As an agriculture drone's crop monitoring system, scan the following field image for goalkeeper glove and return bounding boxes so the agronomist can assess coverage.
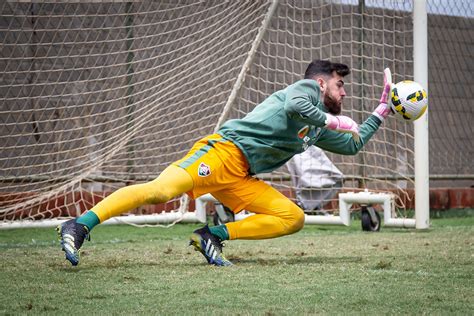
[325,113,360,143]
[372,67,393,121]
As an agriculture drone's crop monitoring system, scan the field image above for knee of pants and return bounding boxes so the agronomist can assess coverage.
[140,182,175,205]
[285,204,305,234]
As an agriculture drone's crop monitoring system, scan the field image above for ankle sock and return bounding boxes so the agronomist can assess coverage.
[76,210,100,231]
[209,225,230,241]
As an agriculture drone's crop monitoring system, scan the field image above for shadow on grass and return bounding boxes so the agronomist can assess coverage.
[55,258,163,271]
[53,253,363,270]
[226,255,363,266]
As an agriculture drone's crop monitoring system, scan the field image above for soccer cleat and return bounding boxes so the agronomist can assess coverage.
[56,219,90,266]
[189,224,232,267]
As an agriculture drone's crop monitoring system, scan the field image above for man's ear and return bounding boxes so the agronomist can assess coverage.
[316,77,326,92]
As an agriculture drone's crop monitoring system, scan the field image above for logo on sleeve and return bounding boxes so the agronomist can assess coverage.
[297,125,310,139]
[298,125,320,151]
[198,162,211,177]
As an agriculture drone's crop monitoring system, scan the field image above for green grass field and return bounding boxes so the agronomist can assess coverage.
[0,216,472,315]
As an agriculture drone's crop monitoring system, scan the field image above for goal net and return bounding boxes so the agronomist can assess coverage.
[1,0,424,228]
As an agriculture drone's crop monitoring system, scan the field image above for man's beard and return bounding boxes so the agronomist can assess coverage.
[324,92,342,115]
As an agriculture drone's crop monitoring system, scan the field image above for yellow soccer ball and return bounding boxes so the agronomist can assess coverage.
[390,80,428,122]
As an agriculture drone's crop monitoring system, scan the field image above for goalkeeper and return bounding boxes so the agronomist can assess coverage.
[57,59,392,266]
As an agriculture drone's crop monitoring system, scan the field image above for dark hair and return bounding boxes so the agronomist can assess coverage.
[304,59,350,79]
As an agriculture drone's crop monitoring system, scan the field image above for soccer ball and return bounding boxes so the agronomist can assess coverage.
[389,80,428,122]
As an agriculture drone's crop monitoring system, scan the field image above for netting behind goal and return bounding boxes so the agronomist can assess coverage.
[1,1,472,227]
[235,1,417,215]
[1,1,270,224]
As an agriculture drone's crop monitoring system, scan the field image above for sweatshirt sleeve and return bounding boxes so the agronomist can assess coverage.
[283,79,328,127]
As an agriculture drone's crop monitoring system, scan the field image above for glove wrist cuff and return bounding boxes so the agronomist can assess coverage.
[373,103,391,121]
[324,113,339,130]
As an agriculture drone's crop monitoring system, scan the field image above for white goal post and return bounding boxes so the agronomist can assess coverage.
[413,0,430,229]
[0,0,430,229]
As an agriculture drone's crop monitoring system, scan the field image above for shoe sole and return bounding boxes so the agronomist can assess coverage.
[56,225,80,266]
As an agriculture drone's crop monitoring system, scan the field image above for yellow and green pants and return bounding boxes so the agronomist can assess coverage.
[91,134,304,240]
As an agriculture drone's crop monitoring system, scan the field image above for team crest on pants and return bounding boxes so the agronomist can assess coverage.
[198,162,211,177]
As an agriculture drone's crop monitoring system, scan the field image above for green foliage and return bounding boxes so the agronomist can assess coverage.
[0,217,472,315]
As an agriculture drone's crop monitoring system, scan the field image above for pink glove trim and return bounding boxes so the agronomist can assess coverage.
[379,82,391,104]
